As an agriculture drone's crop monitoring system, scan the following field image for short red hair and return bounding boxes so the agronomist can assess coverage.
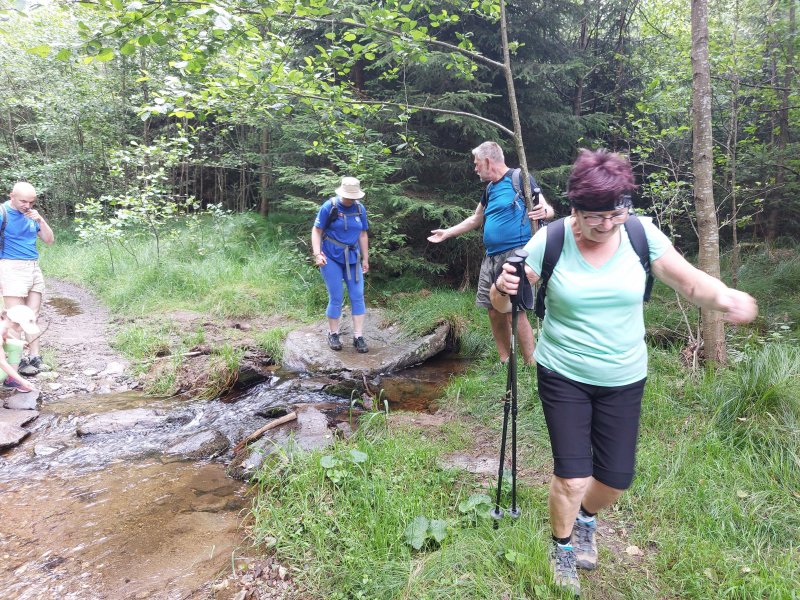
[566,149,636,209]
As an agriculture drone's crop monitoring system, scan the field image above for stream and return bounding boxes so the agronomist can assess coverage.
[0,354,469,599]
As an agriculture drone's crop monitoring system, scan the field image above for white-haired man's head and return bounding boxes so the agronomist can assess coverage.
[10,181,37,213]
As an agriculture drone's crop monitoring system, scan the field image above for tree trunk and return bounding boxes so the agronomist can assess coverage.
[691,0,726,364]
[259,127,271,217]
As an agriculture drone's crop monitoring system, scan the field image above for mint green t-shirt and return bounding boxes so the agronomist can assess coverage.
[524,217,672,386]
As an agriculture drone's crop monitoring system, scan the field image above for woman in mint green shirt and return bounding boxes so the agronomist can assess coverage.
[492,149,758,596]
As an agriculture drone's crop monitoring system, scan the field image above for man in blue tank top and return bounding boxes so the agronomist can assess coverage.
[427,142,554,364]
[0,182,55,376]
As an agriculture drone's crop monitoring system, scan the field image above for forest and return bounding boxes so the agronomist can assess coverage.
[1,0,798,598]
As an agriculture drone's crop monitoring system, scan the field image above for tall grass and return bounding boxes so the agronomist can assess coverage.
[40,213,327,319]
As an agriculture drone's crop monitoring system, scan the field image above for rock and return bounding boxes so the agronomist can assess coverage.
[38,371,59,381]
[0,421,29,448]
[48,383,63,391]
[4,391,39,410]
[335,421,353,439]
[34,443,63,457]
[76,408,191,436]
[165,430,230,459]
[82,368,99,377]
[99,361,126,376]
[57,392,75,400]
[0,408,39,428]
[282,308,450,378]
[295,407,333,451]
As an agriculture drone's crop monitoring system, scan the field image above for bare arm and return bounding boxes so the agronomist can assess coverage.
[28,209,54,245]
[0,347,36,392]
[651,246,757,323]
[427,202,485,243]
[359,230,369,274]
[311,226,327,266]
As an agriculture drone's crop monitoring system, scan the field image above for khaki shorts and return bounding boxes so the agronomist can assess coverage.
[0,259,46,297]
[475,246,526,308]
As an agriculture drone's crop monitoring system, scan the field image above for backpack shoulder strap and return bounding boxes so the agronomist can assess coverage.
[511,168,522,195]
[0,203,7,257]
[624,215,654,301]
[534,217,567,319]
[323,196,339,231]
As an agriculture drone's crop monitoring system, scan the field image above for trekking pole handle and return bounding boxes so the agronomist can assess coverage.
[507,255,526,309]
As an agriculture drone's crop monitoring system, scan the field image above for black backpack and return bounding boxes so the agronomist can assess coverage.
[323,196,365,231]
[534,216,654,319]
[480,168,540,210]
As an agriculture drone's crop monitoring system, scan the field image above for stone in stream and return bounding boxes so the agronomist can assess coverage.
[164,429,230,460]
[0,421,29,449]
[0,407,39,428]
[4,390,40,410]
[282,307,450,377]
[76,408,192,436]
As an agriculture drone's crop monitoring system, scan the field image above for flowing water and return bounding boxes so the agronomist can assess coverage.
[0,354,470,598]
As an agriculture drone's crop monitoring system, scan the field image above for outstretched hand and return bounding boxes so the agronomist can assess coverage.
[427,229,448,243]
[717,288,758,324]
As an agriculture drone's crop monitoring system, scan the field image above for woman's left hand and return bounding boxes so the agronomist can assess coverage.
[362,260,370,274]
[718,288,758,324]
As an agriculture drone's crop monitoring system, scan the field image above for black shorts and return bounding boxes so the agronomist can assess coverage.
[537,364,646,490]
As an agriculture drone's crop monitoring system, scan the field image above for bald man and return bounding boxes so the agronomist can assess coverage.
[1,182,55,375]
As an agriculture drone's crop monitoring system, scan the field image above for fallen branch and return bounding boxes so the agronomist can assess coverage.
[232,411,297,453]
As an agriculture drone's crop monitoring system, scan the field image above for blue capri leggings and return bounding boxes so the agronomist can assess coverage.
[321,260,365,319]
[537,364,646,490]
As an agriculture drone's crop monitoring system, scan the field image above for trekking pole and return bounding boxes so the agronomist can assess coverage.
[491,253,527,528]
[509,249,530,519]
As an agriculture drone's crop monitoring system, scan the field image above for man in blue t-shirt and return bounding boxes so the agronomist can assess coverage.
[427,142,554,364]
[0,182,55,376]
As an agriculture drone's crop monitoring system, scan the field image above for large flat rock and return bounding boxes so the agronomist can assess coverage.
[282,308,450,377]
[0,421,29,448]
[4,390,40,410]
[0,407,39,428]
[76,408,190,436]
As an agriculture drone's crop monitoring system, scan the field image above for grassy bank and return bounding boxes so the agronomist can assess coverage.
[41,215,799,597]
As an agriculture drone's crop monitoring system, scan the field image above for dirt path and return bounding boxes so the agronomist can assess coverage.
[36,278,136,397]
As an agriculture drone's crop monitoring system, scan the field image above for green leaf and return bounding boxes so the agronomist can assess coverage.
[349,449,368,464]
[55,48,72,61]
[27,45,51,58]
[428,519,447,543]
[404,516,429,550]
[120,42,136,56]
[458,493,493,514]
[96,48,115,62]
[138,35,151,46]
[320,455,339,469]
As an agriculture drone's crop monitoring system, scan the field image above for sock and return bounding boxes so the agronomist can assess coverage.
[578,505,597,522]
[353,332,362,338]
[552,534,571,546]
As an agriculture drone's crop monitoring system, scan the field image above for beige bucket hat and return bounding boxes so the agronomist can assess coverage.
[335,177,365,200]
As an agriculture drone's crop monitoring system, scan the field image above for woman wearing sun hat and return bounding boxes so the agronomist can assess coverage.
[311,176,370,353]
[0,304,39,392]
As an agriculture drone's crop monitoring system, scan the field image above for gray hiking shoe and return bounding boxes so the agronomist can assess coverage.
[29,356,51,372]
[572,517,598,570]
[327,332,343,351]
[551,543,580,597]
[353,336,368,354]
[18,357,39,376]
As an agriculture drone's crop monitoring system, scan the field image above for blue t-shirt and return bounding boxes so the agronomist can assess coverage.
[1,201,41,260]
[482,173,532,256]
[524,217,672,386]
[314,198,369,264]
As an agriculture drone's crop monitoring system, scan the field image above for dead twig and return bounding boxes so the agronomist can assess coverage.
[232,411,297,453]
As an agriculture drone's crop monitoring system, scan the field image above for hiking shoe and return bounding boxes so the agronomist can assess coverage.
[28,356,50,372]
[18,357,39,376]
[573,516,598,570]
[3,377,27,390]
[353,336,368,353]
[551,543,580,597]
[327,332,343,351]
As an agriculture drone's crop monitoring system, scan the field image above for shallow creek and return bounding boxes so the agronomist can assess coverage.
[0,354,469,598]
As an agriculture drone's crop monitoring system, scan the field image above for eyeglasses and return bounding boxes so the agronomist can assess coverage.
[581,211,630,226]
